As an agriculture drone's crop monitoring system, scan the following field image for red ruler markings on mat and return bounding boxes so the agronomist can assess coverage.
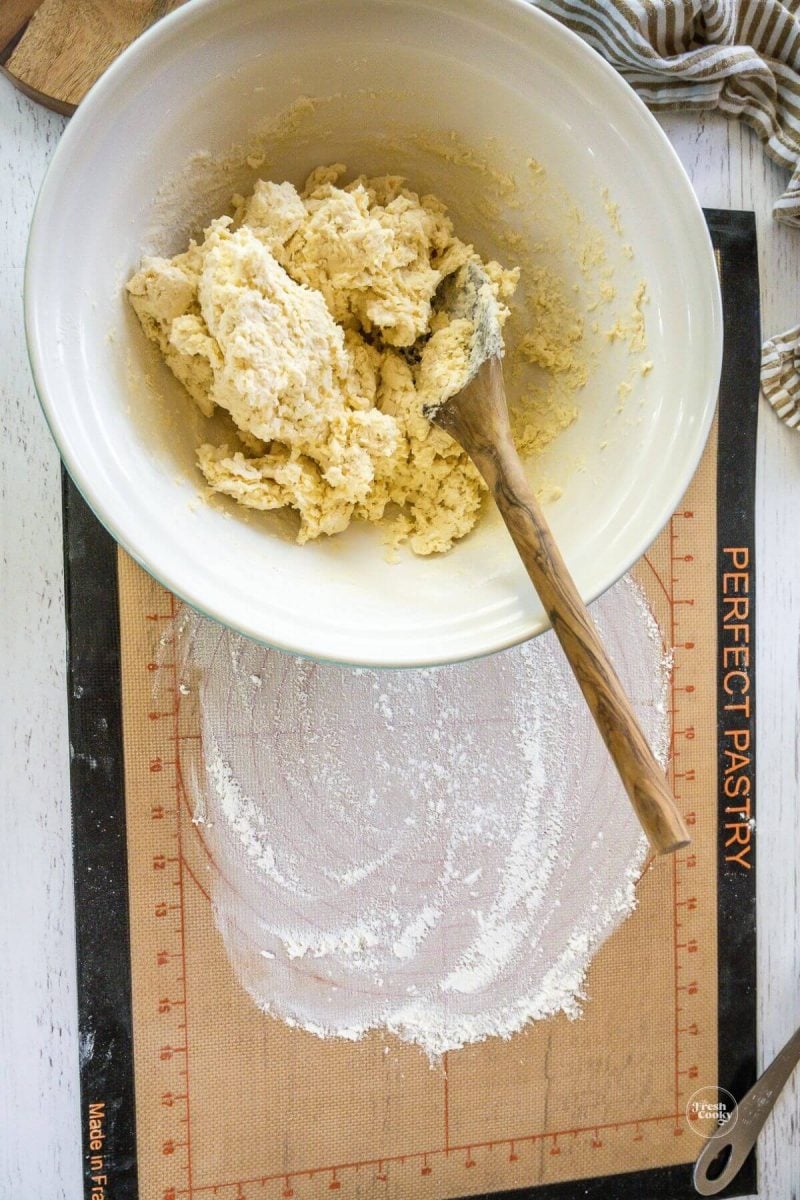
[145,591,195,1200]
[141,502,710,1198]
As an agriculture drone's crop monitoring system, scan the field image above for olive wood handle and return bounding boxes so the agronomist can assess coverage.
[434,358,690,855]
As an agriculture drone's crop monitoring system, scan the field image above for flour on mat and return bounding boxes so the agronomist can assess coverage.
[172,575,669,1057]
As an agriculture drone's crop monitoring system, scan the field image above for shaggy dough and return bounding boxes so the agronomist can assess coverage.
[128,165,519,553]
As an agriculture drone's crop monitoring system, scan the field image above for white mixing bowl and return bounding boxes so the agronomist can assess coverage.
[25,0,721,666]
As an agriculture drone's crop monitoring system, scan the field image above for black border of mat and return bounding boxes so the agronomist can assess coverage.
[64,470,138,1200]
[64,210,759,1200]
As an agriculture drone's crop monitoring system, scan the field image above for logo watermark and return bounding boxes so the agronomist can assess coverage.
[685,1085,738,1139]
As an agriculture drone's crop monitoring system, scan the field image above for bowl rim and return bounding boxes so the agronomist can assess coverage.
[24,0,723,668]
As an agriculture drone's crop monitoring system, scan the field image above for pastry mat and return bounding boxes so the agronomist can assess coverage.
[65,211,759,1200]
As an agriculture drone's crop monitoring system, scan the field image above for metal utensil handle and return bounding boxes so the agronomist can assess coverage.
[693,1024,800,1195]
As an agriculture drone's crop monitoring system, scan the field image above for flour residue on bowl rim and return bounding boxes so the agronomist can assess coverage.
[166,573,670,1057]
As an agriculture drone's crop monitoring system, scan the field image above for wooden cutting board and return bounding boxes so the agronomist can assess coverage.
[0,0,184,114]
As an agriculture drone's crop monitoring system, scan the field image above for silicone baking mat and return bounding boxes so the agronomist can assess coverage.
[65,211,759,1200]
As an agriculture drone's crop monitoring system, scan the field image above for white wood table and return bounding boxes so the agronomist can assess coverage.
[1,74,798,1199]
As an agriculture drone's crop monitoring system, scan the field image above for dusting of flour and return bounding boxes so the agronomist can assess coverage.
[173,575,669,1057]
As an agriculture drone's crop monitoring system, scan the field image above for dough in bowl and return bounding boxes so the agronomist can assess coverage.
[128,165,524,554]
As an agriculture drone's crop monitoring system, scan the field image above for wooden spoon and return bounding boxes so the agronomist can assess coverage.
[426,265,690,855]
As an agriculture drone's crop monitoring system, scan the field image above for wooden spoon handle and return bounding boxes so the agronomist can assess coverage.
[469,435,689,856]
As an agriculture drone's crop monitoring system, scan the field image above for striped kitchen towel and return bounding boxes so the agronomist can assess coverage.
[534,0,800,428]
[762,325,800,425]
